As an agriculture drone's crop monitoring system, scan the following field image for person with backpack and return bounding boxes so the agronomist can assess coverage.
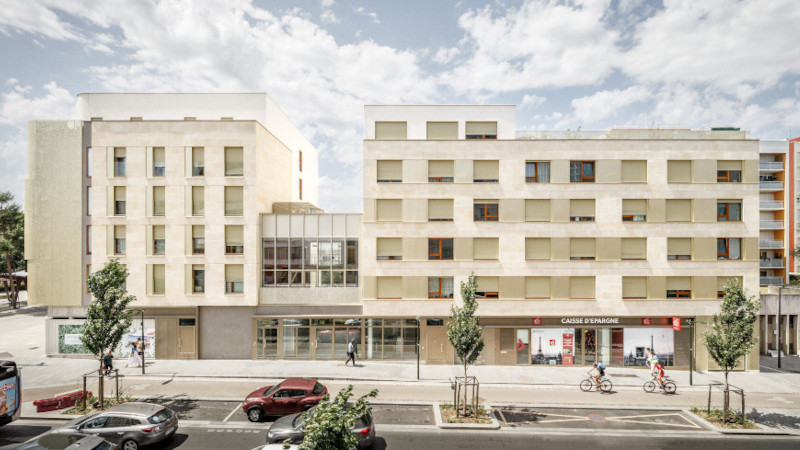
[587,362,605,389]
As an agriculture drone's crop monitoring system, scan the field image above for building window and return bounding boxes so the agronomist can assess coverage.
[667,238,692,260]
[86,264,91,293]
[476,291,499,299]
[192,186,204,216]
[114,148,126,177]
[152,264,165,294]
[622,199,647,222]
[666,277,691,298]
[428,199,454,221]
[87,186,92,216]
[621,160,647,183]
[376,199,402,222]
[153,186,165,216]
[622,277,647,299]
[192,225,205,255]
[473,238,498,260]
[86,225,92,255]
[375,122,407,140]
[299,179,303,201]
[717,201,742,221]
[226,225,244,254]
[465,121,497,140]
[570,161,594,182]
[717,238,742,260]
[569,199,595,221]
[426,122,458,140]
[114,186,126,216]
[525,199,550,222]
[153,225,165,255]
[428,277,454,299]
[192,147,204,176]
[193,265,205,293]
[377,160,402,183]
[299,150,303,172]
[86,147,92,177]
[224,147,244,176]
[473,200,499,221]
[153,147,165,177]
[668,160,692,183]
[428,160,454,182]
[717,161,742,183]
[225,264,244,293]
[525,161,550,183]
[525,238,550,260]
[621,238,647,260]
[473,160,499,182]
[377,238,402,260]
[569,238,595,260]
[476,276,499,299]
[225,186,244,216]
[665,199,692,222]
[666,290,691,298]
[428,238,454,260]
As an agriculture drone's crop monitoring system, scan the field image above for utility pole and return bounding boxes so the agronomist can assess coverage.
[416,316,420,380]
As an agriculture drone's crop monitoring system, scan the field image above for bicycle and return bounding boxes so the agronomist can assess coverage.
[643,374,676,394]
[580,375,612,393]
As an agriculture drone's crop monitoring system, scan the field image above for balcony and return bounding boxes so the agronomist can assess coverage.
[761,276,784,286]
[761,220,784,230]
[760,240,784,249]
[760,181,783,191]
[759,162,784,172]
[760,200,783,210]
[760,258,785,268]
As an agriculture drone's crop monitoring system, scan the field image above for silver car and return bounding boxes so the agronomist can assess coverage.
[265,408,375,449]
[53,402,178,450]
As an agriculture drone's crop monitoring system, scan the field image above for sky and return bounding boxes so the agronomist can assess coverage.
[1,0,800,213]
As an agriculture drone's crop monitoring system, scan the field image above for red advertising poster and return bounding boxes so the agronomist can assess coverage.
[641,317,652,326]
[562,333,574,365]
[532,317,542,326]
[672,317,681,331]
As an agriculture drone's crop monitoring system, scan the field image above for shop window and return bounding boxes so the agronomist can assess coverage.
[428,238,454,260]
[717,238,742,260]
[428,277,454,299]
[570,161,594,182]
[717,201,742,221]
[525,161,550,183]
[473,200,499,221]
[426,318,445,326]
[377,160,402,182]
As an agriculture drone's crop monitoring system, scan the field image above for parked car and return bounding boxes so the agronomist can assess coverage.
[17,433,116,450]
[265,407,375,449]
[51,402,177,450]
[251,445,299,450]
[242,378,327,422]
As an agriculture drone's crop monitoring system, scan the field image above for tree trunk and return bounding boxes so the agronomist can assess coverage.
[99,359,104,410]
[723,370,729,423]
[463,362,468,417]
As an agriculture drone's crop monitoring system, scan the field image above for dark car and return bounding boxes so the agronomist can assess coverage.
[242,378,327,422]
[17,433,116,450]
[52,402,177,450]
[265,407,375,449]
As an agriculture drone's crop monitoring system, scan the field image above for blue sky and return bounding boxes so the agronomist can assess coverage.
[2,0,800,212]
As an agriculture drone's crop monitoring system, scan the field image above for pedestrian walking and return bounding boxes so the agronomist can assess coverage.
[345,339,357,366]
[125,339,142,368]
[102,350,114,376]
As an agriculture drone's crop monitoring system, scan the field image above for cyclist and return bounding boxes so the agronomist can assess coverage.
[587,362,605,389]
[653,361,666,389]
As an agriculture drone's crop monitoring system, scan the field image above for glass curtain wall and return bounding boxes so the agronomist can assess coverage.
[263,237,358,287]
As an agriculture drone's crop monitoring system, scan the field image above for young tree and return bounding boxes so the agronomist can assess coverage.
[81,260,135,407]
[703,279,759,422]
[447,273,485,416]
[0,192,25,309]
[297,385,378,450]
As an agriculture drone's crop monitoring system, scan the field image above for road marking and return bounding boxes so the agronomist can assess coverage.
[223,402,243,422]
[606,413,683,420]
[608,419,701,429]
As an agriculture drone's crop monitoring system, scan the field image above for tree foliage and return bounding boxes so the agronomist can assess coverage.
[296,385,378,450]
[447,273,485,379]
[0,191,25,308]
[81,260,135,363]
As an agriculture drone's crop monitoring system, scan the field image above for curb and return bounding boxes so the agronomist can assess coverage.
[683,408,798,436]
[433,402,500,430]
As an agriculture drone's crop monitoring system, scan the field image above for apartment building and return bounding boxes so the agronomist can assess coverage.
[361,105,760,370]
[26,93,330,359]
[758,140,791,287]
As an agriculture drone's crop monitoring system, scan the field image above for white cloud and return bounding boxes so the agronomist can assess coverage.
[571,86,650,123]
[320,0,338,23]
[354,7,380,24]
[519,94,546,109]
[0,0,83,41]
[433,47,460,65]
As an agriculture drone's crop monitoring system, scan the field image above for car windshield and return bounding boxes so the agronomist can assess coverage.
[147,409,173,424]
[264,382,284,397]
[312,382,324,395]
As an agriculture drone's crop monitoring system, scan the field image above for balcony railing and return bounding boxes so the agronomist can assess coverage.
[761,220,784,230]
[760,181,783,190]
[760,258,785,268]
[760,200,783,210]
[760,240,784,249]
[761,276,784,286]
[759,162,784,171]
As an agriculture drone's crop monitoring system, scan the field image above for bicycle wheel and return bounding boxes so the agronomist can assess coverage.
[643,381,656,393]
[663,381,677,394]
[600,379,613,393]
[580,379,594,392]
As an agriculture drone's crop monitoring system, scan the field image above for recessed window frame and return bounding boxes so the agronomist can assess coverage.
[570,161,595,183]
[428,277,454,299]
[473,201,499,222]
[525,161,550,183]
[717,201,742,222]
[428,238,454,260]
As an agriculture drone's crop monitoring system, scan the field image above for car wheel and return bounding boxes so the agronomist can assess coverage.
[302,404,313,412]
[121,439,139,450]
[247,407,264,422]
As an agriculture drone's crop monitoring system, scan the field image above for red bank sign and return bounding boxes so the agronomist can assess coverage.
[641,318,652,326]
[672,317,682,331]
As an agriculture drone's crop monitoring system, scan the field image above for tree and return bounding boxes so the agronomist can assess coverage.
[447,273,485,416]
[81,260,135,408]
[297,385,378,450]
[703,279,759,422]
[0,192,25,309]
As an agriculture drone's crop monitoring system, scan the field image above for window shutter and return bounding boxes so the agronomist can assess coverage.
[668,238,692,256]
[153,225,165,240]
[153,264,165,293]
[192,225,204,238]
[570,199,595,216]
[377,160,402,181]
[376,199,403,221]
[666,199,692,221]
[226,225,244,246]
[525,277,550,298]
[622,199,647,215]
[622,277,647,298]
[717,276,741,291]
[477,276,499,292]
[375,122,407,140]
[569,277,595,299]
[192,147,204,165]
[153,147,165,164]
[426,122,458,139]
[377,277,403,298]
[621,238,646,259]
[621,160,647,182]
[525,238,550,260]
[473,160,499,179]
[525,199,550,222]
[225,186,243,215]
[191,186,203,215]
[428,160,454,178]
[114,225,125,239]
[717,160,742,170]
[668,160,692,182]
[225,147,244,175]
[667,276,691,290]
[428,199,454,220]
[377,238,402,257]
[465,122,497,135]
[226,264,244,282]
[473,238,499,260]
[570,238,596,258]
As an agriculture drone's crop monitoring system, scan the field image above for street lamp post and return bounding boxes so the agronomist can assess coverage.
[133,309,146,375]
[777,286,784,369]
[416,316,421,381]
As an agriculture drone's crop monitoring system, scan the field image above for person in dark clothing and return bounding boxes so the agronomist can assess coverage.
[345,339,357,366]
[103,350,114,376]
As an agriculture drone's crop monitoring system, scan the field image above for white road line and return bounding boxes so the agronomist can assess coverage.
[607,419,702,429]
[223,402,243,422]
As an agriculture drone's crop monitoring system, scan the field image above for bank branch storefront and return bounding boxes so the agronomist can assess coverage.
[484,317,690,369]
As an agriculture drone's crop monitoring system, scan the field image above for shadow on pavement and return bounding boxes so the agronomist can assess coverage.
[158,433,190,449]
[748,408,800,431]
[370,437,388,449]
[0,424,54,447]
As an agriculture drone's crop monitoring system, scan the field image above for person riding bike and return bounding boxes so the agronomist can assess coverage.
[654,361,666,388]
[587,362,605,388]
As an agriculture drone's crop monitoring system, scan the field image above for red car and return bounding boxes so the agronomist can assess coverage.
[243,378,327,422]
